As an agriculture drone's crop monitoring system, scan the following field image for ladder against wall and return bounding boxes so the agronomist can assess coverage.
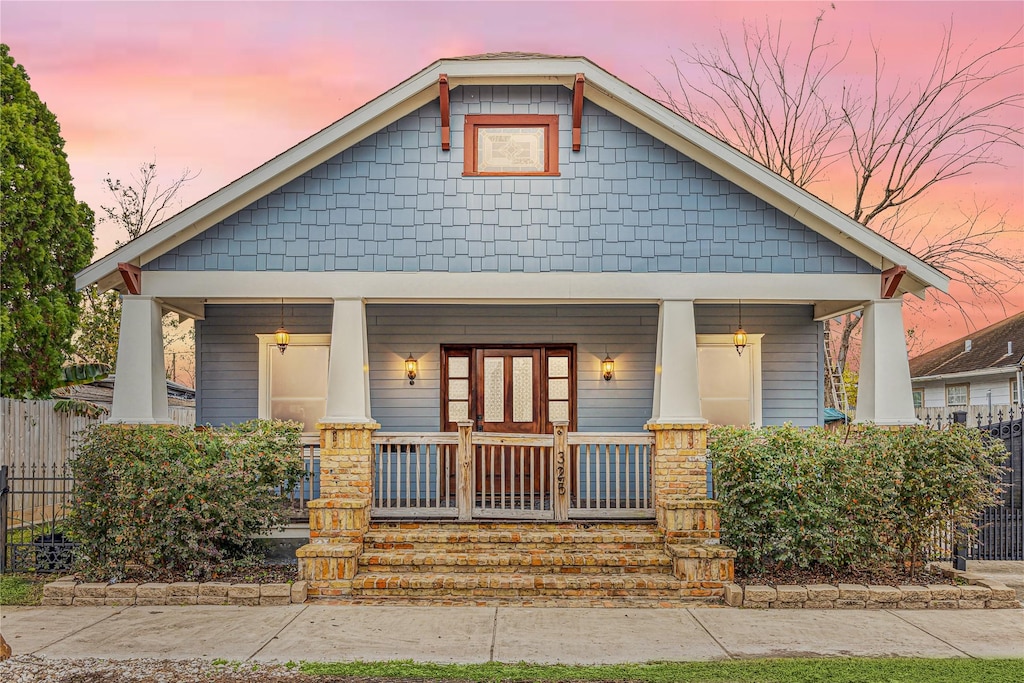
[823,322,849,414]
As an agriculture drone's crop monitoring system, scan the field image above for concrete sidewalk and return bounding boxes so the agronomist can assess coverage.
[1,605,1022,664]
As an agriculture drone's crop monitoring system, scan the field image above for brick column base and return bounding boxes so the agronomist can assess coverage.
[645,423,735,598]
[296,422,379,598]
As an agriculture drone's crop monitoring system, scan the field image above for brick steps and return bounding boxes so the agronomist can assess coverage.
[350,571,685,598]
[364,528,665,550]
[359,550,673,573]
[343,521,708,601]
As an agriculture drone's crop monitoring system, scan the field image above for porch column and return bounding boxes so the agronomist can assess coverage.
[109,295,171,424]
[321,297,372,423]
[299,298,377,597]
[649,300,705,425]
[855,298,918,425]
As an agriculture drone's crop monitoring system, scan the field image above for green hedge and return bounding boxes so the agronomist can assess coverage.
[68,419,304,580]
[709,424,1007,577]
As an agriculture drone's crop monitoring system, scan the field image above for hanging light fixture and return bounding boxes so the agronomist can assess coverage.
[602,354,615,381]
[275,299,290,355]
[405,354,418,385]
[733,300,748,356]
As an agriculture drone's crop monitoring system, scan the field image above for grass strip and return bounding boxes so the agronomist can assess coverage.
[0,574,44,606]
[302,657,1024,683]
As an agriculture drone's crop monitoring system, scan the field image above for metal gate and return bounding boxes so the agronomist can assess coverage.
[924,407,1023,561]
[0,463,76,573]
[977,409,1023,559]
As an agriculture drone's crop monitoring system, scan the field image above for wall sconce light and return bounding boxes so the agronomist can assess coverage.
[733,300,747,356]
[275,299,290,355]
[405,354,418,385]
[602,355,615,381]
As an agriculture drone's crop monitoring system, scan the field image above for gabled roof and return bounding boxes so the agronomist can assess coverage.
[910,312,1024,378]
[77,53,949,296]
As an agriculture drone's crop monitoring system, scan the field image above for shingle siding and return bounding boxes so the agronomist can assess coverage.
[149,86,876,276]
[195,303,821,430]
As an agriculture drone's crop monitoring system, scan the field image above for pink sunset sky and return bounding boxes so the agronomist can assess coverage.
[3,0,1022,351]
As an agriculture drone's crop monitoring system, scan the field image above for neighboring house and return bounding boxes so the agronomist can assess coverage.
[910,312,1024,420]
[73,54,948,598]
[53,375,196,424]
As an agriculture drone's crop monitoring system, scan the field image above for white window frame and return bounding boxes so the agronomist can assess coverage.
[945,383,969,408]
[1011,377,1020,405]
[912,388,925,409]
[257,333,331,439]
[696,333,764,427]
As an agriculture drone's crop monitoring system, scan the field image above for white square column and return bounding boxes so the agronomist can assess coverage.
[321,297,373,423]
[855,298,918,425]
[109,295,171,424]
[649,299,707,425]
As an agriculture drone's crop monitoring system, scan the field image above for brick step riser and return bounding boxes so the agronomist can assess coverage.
[369,524,659,533]
[364,541,666,551]
[358,565,673,574]
[349,588,687,599]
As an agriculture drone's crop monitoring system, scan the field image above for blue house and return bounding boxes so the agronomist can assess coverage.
[76,54,948,600]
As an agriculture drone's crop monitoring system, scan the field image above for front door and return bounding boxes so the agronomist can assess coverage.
[441,345,575,504]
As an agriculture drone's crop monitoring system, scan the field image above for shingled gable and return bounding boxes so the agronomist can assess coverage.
[76,53,948,297]
[910,312,1024,378]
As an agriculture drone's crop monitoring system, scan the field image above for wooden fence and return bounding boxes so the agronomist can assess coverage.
[1,398,195,469]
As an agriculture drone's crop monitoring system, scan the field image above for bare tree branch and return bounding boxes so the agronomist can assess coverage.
[655,15,1023,392]
[101,159,200,246]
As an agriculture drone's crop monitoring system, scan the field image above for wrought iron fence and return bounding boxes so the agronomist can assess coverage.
[1,462,77,573]
[922,405,1023,561]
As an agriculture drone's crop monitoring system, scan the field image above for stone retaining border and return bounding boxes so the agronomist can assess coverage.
[724,571,1020,610]
[41,576,307,606]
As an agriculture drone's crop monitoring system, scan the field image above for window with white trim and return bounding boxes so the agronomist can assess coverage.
[1012,378,1020,404]
[696,334,764,427]
[912,389,924,409]
[257,334,330,437]
[945,383,969,408]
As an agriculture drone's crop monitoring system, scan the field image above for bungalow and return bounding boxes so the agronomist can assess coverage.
[75,53,948,601]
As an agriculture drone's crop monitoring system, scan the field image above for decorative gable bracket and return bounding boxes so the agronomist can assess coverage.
[881,265,907,299]
[573,73,584,151]
[439,74,450,151]
[117,262,142,295]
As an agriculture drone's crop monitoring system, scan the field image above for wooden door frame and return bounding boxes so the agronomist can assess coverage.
[440,344,578,433]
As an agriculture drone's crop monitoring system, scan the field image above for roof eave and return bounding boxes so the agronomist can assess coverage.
[912,364,1022,382]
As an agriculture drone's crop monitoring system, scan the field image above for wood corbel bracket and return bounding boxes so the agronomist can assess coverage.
[117,262,142,295]
[572,73,585,152]
[881,265,907,299]
[439,74,450,151]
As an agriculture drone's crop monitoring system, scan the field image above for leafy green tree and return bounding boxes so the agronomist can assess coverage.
[69,285,121,368]
[1,44,95,397]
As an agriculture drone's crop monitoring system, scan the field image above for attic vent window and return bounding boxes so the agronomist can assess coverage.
[464,115,559,176]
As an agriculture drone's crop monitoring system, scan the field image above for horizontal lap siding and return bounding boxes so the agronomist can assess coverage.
[695,304,822,427]
[366,304,658,433]
[196,303,821,429]
[195,304,333,426]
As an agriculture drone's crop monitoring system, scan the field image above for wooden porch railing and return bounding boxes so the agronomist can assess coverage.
[369,423,655,521]
[569,433,654,519]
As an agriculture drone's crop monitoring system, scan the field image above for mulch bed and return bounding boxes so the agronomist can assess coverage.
[72,562,300,585]
[735,564,951,587]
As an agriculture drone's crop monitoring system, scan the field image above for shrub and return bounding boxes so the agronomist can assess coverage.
[709,423,1006,578]
[67,419,304,580]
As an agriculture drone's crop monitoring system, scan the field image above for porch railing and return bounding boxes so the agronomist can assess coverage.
[372,433,459,518]
[570,433,654,519]
[370,423,655,521]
